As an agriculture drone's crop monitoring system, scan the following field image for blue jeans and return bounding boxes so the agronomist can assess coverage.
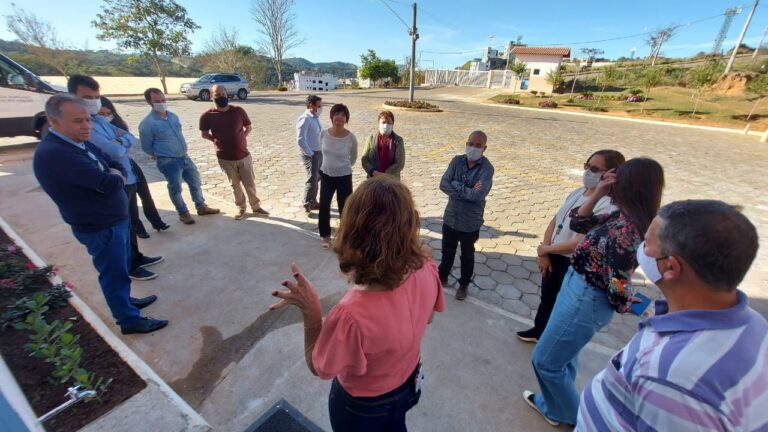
[530,267,614,425]
[156,156,205,215]
[72,219,141,327]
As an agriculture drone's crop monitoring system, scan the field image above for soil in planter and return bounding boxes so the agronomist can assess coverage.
[0,229,146,432]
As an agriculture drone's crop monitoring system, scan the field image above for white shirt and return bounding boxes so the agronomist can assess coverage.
[320,129,358,177]
[549,188,616,257]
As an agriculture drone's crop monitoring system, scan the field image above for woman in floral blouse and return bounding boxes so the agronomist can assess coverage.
[524,158,665,427]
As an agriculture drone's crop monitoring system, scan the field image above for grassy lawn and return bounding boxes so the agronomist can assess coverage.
[490,87,768,130]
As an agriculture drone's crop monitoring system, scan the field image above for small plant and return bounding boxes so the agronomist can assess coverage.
[539,92,547,98]
[584,106,608,112]
[538,100,558,108]
[500,97,520,105]
[2,284,71,328]
[530,90,538,96]
[628,88,643,96]
[579,90,594,97]
[277,86,288,91]
[626,95,645,102]
[565,97,575,103]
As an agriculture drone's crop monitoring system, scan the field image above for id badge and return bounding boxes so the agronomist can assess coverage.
[413,363,424,393]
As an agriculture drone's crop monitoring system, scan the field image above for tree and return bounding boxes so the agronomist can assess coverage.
[201,25,269,88]
[595,65,621,108]
[688,61,723,117]
[510,60,527,93]
[746,73,768,120]
[545,67,565,93]
[92,0,200,94]
[251,0,303,87]
[580,48,604,68]
[645,26,677,66]
[640,67,662,113]
[358,49,399,88]
[4,3,77,77]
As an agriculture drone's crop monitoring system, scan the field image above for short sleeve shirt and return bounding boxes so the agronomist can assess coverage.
[199,106,251,161]
[550,188,616,256]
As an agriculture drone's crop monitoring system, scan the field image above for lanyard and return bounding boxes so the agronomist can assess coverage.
[553,190,586,238]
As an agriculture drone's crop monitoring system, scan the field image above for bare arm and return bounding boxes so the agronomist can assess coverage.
[244,124,252,137]
[201,130,215,142]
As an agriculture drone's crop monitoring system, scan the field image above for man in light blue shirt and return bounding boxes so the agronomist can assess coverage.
[139,87,219,225]
[68,75,163,282]
[296,94,323,212]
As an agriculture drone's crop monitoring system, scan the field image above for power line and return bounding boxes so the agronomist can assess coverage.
[378,0,411,31]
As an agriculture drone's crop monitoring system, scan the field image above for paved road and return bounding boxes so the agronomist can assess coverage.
[110,86,768,351]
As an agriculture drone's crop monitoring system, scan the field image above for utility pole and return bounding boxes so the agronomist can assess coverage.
[408,2,419,102]
[753,26,768,59]
[726,0,759,74]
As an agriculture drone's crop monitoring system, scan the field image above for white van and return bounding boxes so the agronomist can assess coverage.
[0,53,65,138]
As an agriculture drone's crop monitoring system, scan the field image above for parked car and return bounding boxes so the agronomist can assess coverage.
[0,52,65,138]
[180,73,249,101]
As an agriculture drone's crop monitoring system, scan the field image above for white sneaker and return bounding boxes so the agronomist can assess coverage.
[523,390,560,427]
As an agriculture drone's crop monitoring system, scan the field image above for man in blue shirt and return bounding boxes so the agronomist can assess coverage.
[33,94,168,334]
[296,95,323,213]
[68,75,162,282]
[438,130,495,301]
[139,88,219,224]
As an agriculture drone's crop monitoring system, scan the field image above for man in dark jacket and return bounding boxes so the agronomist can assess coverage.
[33,94,168,334]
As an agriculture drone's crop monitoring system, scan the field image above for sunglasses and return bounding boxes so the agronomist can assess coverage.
[583,163,606,173]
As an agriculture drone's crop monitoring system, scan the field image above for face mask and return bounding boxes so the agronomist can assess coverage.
[153,102,167,113]
[82,98,102,116]
[466,145,483,162]
[315,107,323,117]
[379,123,393,135]
[637,241,663,283]
[582,169,602,189]
[214,96,229,108]
[101,114,115,123]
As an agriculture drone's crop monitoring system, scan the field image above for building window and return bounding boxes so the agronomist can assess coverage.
[318,80,323,84]
[533,69,540,76]
[312,80,316,83]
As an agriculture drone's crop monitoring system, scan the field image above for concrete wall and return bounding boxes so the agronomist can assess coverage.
[40,76,199,96]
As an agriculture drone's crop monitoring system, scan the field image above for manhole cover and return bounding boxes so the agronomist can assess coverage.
[245,399,324,432]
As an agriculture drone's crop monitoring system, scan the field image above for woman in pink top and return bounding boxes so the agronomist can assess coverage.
[271,176,445,431]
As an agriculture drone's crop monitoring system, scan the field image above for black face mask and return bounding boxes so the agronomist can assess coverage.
[214,96,229,108]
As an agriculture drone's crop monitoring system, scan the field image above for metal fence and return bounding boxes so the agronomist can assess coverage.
[425,69,520,89]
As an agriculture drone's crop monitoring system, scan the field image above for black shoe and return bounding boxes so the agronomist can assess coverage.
[139,255,164,268]
[455,283,468,301]
[516,328,540,343]
[130,295,157,310]
[439,276,449,286]
[121,316,169,334]
[137,231,150,239]
[129,267,157,281]
[154,223,171,232]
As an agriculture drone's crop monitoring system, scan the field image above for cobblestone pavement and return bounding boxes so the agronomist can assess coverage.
[116,87,768,351]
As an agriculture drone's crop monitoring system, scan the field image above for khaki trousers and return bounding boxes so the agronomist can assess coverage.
[218,154,260,210]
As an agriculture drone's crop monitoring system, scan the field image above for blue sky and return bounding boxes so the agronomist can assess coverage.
[1,0,768,69]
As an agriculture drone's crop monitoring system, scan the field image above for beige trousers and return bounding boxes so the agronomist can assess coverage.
[218,154,260,210]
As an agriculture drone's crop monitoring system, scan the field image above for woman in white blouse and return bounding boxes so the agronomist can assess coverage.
[318,103,358,249]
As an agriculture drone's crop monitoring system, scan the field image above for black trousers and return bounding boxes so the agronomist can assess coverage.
[319,172,353,238]
[530,254,572,337]
[130,159,165,235]
[438,224,479,286]
[124,184,145,271]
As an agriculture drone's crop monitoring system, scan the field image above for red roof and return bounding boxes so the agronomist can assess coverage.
[510,46,571,57]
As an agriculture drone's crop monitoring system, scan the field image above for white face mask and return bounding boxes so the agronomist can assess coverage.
[637,241,663,283]
[82,98,102,116]
[153,102,167,113]
[582,169,602,189]
[379,123,393,135]
[315,107,323,117]
[101,114,115,123]
[466,145,483,162]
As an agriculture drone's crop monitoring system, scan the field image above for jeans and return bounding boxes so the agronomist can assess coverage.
[530,267,615,425]
[329,363,421,432]
[130,158,165,233]
[155,156,205,215]
[124,184,145,271]
[302,151,322,206]
[72,219,141,327]
[438,224,479,285]
[218,154,260,210]
[319,172,352,238]
[530,254,572,337]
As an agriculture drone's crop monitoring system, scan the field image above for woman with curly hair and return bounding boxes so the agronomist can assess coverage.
[270,176,445,431]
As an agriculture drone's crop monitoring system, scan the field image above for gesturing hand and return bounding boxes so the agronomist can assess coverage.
[594,169,617,198]
[270,262,321,315]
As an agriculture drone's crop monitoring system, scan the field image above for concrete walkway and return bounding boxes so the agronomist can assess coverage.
[0,146,611,431]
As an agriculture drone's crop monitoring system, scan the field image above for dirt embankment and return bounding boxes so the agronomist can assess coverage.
[709,73,752,96]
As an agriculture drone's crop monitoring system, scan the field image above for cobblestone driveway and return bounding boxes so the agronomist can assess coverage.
[116,87,768,350]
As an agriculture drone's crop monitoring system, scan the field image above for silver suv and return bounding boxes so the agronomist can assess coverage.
[180,73,249,101]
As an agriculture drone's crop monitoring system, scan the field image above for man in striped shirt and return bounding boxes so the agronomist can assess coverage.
[577,200,768,431]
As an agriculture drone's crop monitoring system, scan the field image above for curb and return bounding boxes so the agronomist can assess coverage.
[0,215,211,432]
[486,101,765,138]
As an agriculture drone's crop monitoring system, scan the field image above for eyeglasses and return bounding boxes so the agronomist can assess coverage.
[583,163,606,173]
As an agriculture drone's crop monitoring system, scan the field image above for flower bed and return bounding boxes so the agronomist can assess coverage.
[538,100,558,108]
[383,100,442,111]
[0,228,145,432]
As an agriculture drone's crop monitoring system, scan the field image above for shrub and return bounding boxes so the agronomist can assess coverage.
[500,97,520,105]
[628,88,643,96]
[626,95,645,102]
[565,97,575,103]
[579,90,594,97]
[584,106,608,112]
[384,100,439,109]
[577,94,595,100]
[538,100,558,108]
[539,92,547,98]
[530,90,538,95]
[277,86,288,91]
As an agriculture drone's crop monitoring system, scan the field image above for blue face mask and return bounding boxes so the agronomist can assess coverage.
[466,145,483,162]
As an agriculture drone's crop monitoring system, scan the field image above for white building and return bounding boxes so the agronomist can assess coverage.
[292,72,339,91]
[469,47,509,72]
[509,46,571,93]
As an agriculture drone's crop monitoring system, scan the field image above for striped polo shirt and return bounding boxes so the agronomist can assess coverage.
[577,291,768,431]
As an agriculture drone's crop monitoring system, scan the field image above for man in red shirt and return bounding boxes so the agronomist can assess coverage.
[200,85,269,219]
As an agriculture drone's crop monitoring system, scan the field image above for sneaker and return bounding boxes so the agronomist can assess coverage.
[129,267,157,281]
[523,391,560,426]
[455,283,468,301]
[130,295,157,310]
[517,328,540,343]
[179,213,195,225]
[197,205,220,216]
[139,255,164,268]
[137,231,150,239]
[252,207,270,216]
[121,316,169,334]
[234,208,246,220]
